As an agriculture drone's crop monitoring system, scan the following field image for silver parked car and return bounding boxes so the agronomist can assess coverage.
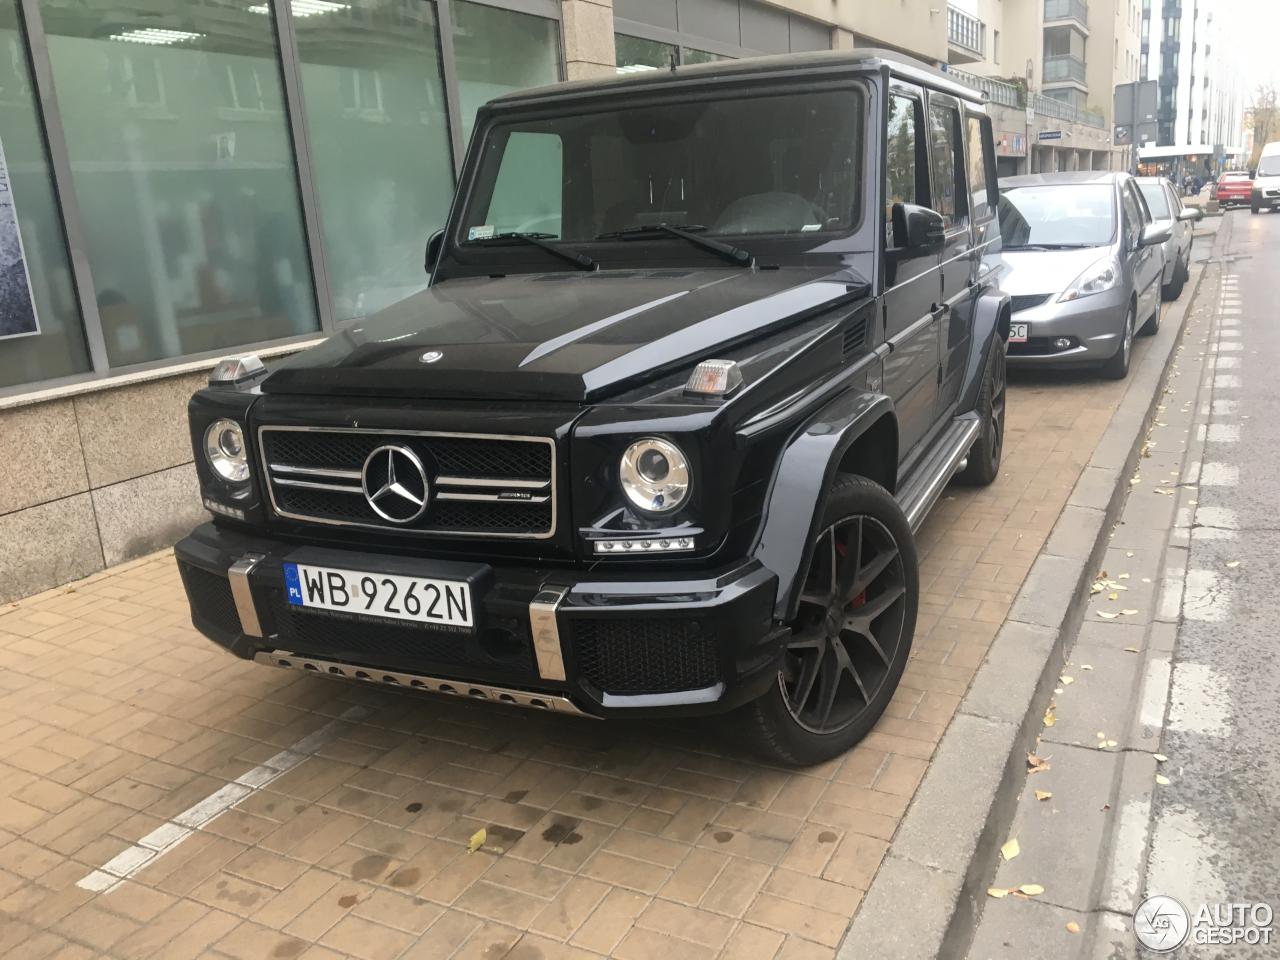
[1137,176,1200,301]
[996,171,1170,379]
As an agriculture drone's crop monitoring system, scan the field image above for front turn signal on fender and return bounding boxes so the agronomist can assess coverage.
[685,359,743,397]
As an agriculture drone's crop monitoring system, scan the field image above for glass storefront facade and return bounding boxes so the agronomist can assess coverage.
[0,0,562,392]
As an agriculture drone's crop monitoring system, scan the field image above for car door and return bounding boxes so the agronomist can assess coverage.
[881,83,941,459]
[1124,180,1160,321]
[1166,182,1191,262]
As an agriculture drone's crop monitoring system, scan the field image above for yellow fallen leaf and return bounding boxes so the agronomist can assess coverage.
[1082,664,1093,670]
[1127,551,1134,557]
[1226,561,1240,568]
[1106,740,1118,747]
[1097,732,1106,739]
[1119,573,1130,579]
[988,887,1008,898]
[1153,754,1168,762]
[1124,646,1141,653]
[1020,884,1044,896]
[1035,791,1052,801]
[1067,921,1081,934]
[1142,578,1152,582]
[1189,500,1197,505]
[467,828,487,854]
[1156,775,1171,785]
[1097,611,1118,619]
[1001,837,1020,861]
[1109,592,1118,600]
[1060,676,1074,684]
[1130,477,1141,484]
[1121,609,1139,616]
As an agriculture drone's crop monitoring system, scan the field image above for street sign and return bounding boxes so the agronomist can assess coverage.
[1114,80,1157,125]
[1039,130,1062,141]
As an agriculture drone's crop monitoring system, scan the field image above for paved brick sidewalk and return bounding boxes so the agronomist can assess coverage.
[0,339,1156,960]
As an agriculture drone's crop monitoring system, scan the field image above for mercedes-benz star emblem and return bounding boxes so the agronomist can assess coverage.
[419,350,443,363]
[361,445,429,523]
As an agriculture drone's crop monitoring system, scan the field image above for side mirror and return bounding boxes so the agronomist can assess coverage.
[425,229,445,273]
[889,203,946,259]
[1177,207,1202,222]
[1141,222,1172,247]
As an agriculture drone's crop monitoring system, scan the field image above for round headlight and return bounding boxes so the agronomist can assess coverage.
[620,438,690,515]
[205,419,249,483]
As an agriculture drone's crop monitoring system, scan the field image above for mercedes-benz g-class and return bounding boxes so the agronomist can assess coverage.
[176,50,1010,765]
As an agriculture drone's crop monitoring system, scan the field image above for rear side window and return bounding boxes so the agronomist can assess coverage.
[966,114,997,220]
[1138,182,1170,219]
[927,101,966,228]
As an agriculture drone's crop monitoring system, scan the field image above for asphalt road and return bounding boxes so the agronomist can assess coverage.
[1142,208,1280,957]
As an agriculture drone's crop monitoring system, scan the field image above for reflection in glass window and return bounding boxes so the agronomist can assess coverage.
[37,0,318,367]
[0,0,89,388]
[452,1,559,147]
[295,0,454,320]
[682,48,732,65]
[928,102,964,227]
[615,34,675,74]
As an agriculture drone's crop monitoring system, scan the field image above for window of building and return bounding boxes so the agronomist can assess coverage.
[295,0,455,323]
[682,47,733,65]
[37,0,319,368]
[993,30,1000,65]
[0,0,88,389]
[452,0,561,146]
[615,34,677,73]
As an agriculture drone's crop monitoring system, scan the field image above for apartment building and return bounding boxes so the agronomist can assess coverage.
[1137,0,1244,178]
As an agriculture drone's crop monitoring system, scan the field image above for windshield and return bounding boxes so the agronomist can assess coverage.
[459,89,864,252]
[1139,183,1170,219]
[1257,156,1280,178]
[998,184,1115,248]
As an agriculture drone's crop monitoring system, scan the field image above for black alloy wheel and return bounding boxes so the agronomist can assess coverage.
[737,475,918,766]
[956,339,1005,486]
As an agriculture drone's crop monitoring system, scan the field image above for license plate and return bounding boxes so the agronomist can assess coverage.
[284,562,473,628]
[1009,322,1029,343]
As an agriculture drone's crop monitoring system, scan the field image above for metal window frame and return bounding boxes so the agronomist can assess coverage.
[4,0,569,400]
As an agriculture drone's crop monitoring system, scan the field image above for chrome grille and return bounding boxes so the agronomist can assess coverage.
[258,427,556,538]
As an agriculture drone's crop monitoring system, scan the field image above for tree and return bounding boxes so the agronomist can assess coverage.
[1248,83,1279,170]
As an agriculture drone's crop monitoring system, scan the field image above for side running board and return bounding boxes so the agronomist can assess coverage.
[896,417,981,532]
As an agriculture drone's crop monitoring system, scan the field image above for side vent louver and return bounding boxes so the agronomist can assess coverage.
[842,316,869,358]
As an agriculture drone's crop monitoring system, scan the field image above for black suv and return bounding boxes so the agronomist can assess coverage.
[176,50,1011,765]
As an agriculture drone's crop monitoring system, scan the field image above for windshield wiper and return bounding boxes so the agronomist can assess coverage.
[468,232,596,271]
[596,223,753,267]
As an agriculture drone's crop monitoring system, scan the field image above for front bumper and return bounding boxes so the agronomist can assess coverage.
[1005,285,1128,367]
[175,523,785,719]
[1252,188,1279,208]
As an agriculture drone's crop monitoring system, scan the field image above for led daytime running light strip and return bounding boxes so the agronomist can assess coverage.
[595,537,694,554]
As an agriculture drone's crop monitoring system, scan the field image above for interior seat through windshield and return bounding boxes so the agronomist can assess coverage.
[998,183,1116,249]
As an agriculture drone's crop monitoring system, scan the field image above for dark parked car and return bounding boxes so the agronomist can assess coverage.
[176,50,1011,765]
[996,171,1170,379]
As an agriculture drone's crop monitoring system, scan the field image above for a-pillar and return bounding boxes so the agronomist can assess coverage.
[562,0,616,80]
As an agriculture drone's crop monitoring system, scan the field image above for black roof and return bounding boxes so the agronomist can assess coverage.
[488,48,985,110]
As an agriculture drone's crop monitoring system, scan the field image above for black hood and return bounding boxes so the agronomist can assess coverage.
[263,266,866,402]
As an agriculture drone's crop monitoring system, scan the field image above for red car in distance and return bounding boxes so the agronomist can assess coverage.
[1214,171,1253,207]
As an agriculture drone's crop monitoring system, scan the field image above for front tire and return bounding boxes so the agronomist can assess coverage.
[736,475,918,766]
[1159,253,1185,304]
[1103,303,1135,379]
[955,338,1005,486]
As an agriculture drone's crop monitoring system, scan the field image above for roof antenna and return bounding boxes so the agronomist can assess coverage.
[669,50,678,73]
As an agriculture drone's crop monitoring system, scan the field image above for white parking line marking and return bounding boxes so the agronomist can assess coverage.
[1140,657,1172,731]
[1199,463,1239,485]
[1214,356,1240,369]
[1194,506,1236,528]
[1214,375,1241,388]
[1181,570,1232,623]
[1217,342,1242,351]
[1206,424,1240,442]
[76,703,374,894]
[1220,318,1240,326]
[1159,565,1186,621]
[1168,663,1233,734]
[1211,399,1238,416]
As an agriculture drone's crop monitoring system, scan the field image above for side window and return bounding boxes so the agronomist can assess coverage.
[1127,181,1151,223]
[886,93,926,245]
[476,131,564,238]
[966,114,997,221]
[927,102,967,228]
[1120,183,1142,249]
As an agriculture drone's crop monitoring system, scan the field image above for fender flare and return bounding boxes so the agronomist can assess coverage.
[752,390,896,622]
[955,288,1010,415]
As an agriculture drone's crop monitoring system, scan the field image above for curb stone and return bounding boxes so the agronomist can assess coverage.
[836,253,1212,960]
